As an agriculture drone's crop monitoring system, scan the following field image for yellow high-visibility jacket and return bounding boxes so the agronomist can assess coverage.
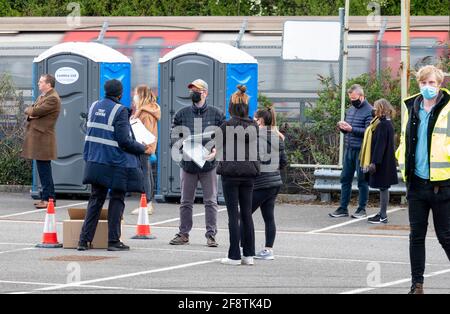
[396,88,450,183]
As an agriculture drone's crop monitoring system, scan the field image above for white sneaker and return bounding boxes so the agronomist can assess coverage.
[220,258,241,266]
[241,256,254,265]
[254,248,274,260]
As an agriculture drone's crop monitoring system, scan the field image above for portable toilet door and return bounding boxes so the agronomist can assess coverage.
[32,42,131,198]
[157,42,258,202]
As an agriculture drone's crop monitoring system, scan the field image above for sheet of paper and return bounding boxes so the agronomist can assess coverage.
[130,118,156,145]
[182,133,214,169]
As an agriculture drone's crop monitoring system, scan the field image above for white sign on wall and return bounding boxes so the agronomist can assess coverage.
[55,67,79,85]
[282,21,341,61]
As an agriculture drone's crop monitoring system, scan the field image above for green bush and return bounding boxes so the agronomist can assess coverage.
[280,56,450,193]
[0,72,32,185]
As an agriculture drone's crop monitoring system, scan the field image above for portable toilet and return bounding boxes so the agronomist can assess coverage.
[31,42,131,198]
[156,42,258,202]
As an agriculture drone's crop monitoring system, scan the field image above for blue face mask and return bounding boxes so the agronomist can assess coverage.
[420,85,438,100]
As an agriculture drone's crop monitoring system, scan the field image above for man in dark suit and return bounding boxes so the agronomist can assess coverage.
[21,74,61,209]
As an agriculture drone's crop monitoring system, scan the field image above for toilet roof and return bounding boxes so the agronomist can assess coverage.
[34,42,131,63]
[159,42,257,64]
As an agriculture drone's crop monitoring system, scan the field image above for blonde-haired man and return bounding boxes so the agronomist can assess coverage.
[396,65,450,294]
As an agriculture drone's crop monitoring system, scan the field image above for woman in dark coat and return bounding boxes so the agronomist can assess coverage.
[364,98,398,224]
[251,106,288,260]
[216,85,260,266]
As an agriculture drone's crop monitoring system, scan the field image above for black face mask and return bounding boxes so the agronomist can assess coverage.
[351,99,362,108]
[371,109,376,117]
[191,91,202,103]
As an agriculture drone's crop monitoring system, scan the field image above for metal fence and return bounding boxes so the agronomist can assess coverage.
[0,37,447,124]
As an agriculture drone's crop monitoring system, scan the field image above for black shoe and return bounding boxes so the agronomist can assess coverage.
[408,283,424,294]
[77,241,89,251]
[368,213,388,224]
[329,207,349,218]
[351,208,367,219]
[107,242,130,251]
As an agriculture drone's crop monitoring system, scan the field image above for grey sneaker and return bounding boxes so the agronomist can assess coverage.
[255,248,274,260]
[329,207,349,218]
[351,208,367,219]
[206,235,218,247]
[169,234,189,245]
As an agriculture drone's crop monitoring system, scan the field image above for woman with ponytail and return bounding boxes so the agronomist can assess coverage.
[217,85,260,266]
[251,106,288,260]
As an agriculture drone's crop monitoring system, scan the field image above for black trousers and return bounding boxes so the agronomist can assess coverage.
[252,187,281,248]
[222,177,255,260]
[79,184,126,244]
[36,160,55,201]
[407,176,450,284]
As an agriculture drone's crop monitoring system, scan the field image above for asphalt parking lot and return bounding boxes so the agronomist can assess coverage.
[0,192,449,294]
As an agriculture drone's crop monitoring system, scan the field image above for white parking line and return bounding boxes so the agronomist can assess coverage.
[0,280,233,294]
[307,207,406,234]
[0,202,88,219]
[150,207,227,226]
[0,248,35,255]
[340,268,450,294]
[21,259,217,293]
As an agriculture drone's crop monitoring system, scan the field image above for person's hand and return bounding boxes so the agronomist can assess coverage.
[24,107,31,115]
[368,163,376,175]
[144,143,153,151]
[339,121,352,132]
[205,148,217,161]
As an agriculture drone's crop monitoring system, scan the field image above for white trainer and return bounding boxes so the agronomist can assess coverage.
[241,256,254,265]
[220,258,241,266]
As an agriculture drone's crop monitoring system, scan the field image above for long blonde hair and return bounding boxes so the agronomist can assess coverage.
[135,84,157,111]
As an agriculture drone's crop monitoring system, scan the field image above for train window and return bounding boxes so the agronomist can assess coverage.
[131,38,164,89]
[410,37,439,68]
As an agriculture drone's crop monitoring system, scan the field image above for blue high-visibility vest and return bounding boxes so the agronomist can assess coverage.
[84,98,139,168]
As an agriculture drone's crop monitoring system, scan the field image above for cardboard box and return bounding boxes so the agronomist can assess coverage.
[63,208,109,249]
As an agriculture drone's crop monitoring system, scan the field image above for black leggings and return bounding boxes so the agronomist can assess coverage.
[252,187,281,248]
[222,177,255,260]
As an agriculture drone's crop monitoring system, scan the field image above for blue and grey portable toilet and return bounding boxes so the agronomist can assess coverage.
[156,42,258,202]
[32,42,131,198]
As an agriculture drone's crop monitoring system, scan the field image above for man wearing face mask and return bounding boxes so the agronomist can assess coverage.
[396,65,450,294]
[330,84,373,219]
[169,79,225,247]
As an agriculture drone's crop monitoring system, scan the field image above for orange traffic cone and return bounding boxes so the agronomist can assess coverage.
[131,194,156,240]
[36,199,63,248]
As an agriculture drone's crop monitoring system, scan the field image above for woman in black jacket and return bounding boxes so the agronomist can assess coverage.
[216,85,260,266]
[362,99,398,224]
[251,107,288,260]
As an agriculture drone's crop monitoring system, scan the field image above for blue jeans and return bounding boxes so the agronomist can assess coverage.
[36,160,55,201]
[340,148,369,210]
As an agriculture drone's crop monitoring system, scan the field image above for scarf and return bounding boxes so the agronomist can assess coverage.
[359,117,380,173]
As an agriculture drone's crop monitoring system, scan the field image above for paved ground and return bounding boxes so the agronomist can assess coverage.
[0,192,449,295]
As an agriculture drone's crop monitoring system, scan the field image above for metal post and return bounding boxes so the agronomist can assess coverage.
[400,0,411,123]
[376,18,387,80]
[339,0,350,167]
[235,18,248,48]
[96,21,109,43]
[338,8,345,86]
